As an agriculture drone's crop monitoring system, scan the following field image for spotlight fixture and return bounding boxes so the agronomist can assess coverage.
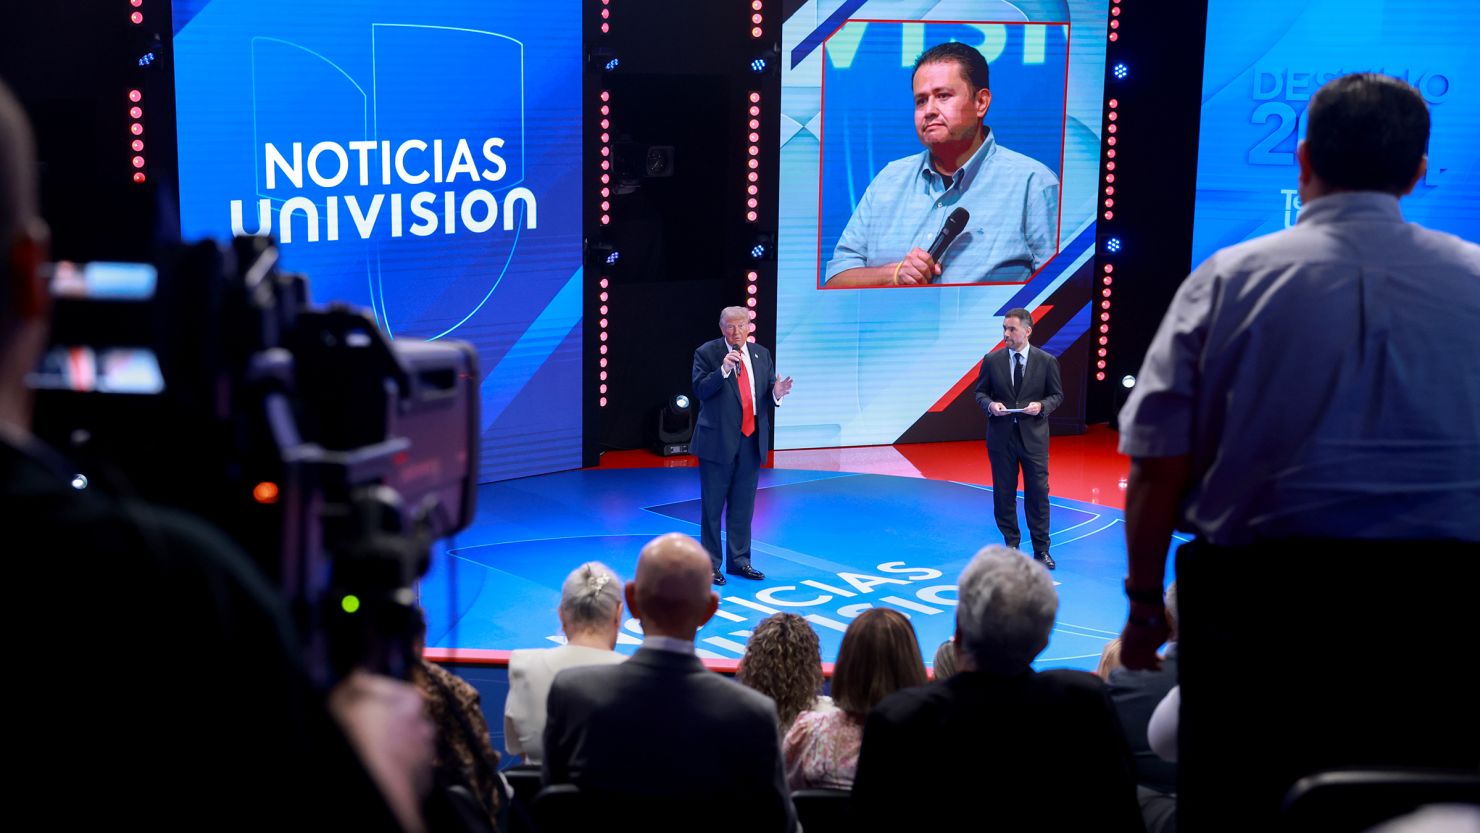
[654,393,696,456]
[1113,63,1129,80]
[1106,237,1121,253]
[751,57,767,73]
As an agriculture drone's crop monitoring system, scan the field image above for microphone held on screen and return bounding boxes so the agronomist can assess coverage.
[925,207,970,265]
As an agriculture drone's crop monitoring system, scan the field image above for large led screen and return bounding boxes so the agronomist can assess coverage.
[172,0,583,482]
[777,1,1110,450]
[1192,0,1480,264]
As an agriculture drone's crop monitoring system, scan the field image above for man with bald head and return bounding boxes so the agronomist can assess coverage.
[543,533,795,831]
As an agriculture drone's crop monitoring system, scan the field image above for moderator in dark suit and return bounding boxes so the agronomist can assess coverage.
[973,310,1063,560]
[691,316,781,575]
[851,670,1145,833]
[542,646,795,832]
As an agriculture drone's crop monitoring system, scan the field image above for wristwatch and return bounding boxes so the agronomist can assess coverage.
[1123,577,1164,606]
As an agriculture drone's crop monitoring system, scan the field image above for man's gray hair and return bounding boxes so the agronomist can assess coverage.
[719,306,749,325]
[559,561,623,633]
[955,545,1058,673]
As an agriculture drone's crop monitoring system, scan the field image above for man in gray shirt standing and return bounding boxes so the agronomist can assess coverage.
[1117,73,1480,829]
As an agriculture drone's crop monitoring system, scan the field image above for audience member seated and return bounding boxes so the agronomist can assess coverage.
[1097,637,1124,681]
[851,546,1143,832]
[784,608,926,791]
[738,612,834,734]
[504,562,626,765]
[411,607,502,828]
[931,636,959,681]
[0,81,430,833]
[1148,685,1180,763]
[1106,583,1180,833]
[542,533,796,832]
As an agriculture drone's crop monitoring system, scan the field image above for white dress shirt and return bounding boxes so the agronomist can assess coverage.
[1009,345,1029,378]
[720,343,782,406]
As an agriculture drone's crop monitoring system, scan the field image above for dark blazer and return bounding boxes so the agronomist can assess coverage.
[691,337,778,463]
[973,344,1064,454]
[851,669,1145,833]
[542,647,796,832]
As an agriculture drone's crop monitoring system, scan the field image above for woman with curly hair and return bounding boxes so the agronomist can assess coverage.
[736,612,833,734]
[783,608,927,789]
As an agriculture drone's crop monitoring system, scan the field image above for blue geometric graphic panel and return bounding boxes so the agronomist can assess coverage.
[173,0,583,482]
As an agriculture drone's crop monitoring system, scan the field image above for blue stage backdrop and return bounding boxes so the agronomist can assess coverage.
[1192,0,1480,264]
[777,1,1109,450]
[171,0,583,483]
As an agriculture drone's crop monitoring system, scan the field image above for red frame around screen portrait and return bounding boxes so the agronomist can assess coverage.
[814,19,1071,289]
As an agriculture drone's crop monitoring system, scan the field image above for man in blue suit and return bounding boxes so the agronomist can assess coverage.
[690,307,793,584]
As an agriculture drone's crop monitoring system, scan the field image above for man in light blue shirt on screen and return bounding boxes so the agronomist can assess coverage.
[824,42,1060,287]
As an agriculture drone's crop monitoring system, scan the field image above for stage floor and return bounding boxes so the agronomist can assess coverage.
[422,430,1180,673]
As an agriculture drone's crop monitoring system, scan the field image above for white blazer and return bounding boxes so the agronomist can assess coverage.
[503,644,626,763]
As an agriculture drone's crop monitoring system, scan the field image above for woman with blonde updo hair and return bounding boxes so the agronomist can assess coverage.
[737,613,834,734]
[503,562,626,764]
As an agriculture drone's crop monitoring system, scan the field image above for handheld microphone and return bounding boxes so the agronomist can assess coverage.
[925,207,970,263]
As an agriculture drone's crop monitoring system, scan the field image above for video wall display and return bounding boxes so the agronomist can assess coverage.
[776,1,1110,449]
[171,0,584,482]
[1192,0,1480,263]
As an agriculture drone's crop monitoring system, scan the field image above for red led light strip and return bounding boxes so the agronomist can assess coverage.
[128,1,147,183]
[597,86,609,408]
[129,87,146,184]
[746,2,766,344]
[598,275,610,407]
[596,2,613,406]
[1097,0,1123,382]
[745,0,769,341]
[746,90,761,223]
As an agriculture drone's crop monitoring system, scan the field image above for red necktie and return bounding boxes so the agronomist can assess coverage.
[736,353,756,437]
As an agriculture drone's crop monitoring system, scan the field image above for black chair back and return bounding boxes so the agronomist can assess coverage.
[502,765,543,833]
[792,788,852,833]
[532,785,783,833]
[531,784,594,833]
